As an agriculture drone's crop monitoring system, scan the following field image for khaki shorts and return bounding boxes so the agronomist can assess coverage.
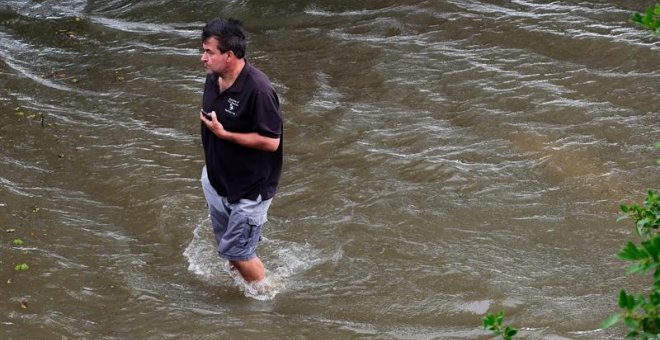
[201,166,272,261]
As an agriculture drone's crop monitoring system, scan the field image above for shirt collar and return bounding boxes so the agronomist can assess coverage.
[210,60,250,94]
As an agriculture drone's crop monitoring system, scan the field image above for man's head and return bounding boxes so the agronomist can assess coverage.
[201,18,246,59]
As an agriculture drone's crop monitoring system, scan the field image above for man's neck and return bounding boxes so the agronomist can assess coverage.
[219,59,246,92]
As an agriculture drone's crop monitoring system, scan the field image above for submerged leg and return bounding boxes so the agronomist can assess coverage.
[230,257,265,282]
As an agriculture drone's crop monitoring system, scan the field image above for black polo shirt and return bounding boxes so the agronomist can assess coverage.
[201,62,283,203]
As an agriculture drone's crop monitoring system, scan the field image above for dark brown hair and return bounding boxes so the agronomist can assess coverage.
[201,18,246,58]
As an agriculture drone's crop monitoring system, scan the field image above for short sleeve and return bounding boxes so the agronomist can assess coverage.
[252,90,282,138]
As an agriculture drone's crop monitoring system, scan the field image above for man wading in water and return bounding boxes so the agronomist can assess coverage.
[198,18,283,296]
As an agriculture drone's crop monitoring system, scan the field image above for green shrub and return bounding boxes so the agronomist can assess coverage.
[604,190,660,338]
[483,311,518,340]
[631,3,660,35]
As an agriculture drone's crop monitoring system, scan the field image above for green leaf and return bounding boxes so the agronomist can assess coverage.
[627,293,636,310]
[483,314,497,330]
[638,217,653,229]
[619,242,648,261]
[602,314,620,329]
[650,290,660,305]
[624,316,641,330]
[619,289,628,308]
[626,262,651,275]
[496,311,504,324]
[642,240,660,259]
[505,326,518,338]
[643,9,654,25]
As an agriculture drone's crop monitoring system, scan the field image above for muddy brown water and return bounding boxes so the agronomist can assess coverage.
[1,0,659,338]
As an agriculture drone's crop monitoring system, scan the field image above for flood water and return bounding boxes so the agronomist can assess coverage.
[1,0,659,338]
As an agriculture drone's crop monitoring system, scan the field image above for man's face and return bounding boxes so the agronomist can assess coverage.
[201,37,228,75]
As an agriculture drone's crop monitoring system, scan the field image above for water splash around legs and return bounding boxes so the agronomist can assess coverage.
[224,262,277,301]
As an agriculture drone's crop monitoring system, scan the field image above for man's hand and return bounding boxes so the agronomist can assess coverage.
[200,110,229,139]
[199,109,280,152]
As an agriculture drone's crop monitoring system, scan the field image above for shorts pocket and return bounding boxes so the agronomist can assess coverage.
[247,215,267,228]
[243,215,266,248]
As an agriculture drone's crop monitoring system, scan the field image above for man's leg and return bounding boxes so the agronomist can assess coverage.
[230,257,265,282]
[223,196,272,284]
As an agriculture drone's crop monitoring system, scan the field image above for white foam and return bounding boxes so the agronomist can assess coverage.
[184,218,326,299]
[182,217,224,281]
[269,240,324,279]
[223,262,277,301]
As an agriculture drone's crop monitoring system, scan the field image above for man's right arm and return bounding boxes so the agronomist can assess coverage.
[200,111,280,152]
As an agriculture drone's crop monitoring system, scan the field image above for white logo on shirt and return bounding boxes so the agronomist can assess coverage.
[225,98,240,116]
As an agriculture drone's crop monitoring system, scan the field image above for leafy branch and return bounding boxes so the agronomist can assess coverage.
[619,191,660,239]
[603,190,660,338]
[631,3,660,35]
[483,311,518,340]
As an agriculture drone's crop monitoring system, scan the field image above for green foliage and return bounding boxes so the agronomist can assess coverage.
[483,311,518,340]
[14,263,29,272]
[631,3,660,35]
[11,238,23,246]
[618,191,660,238]
[604,190,660,338]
